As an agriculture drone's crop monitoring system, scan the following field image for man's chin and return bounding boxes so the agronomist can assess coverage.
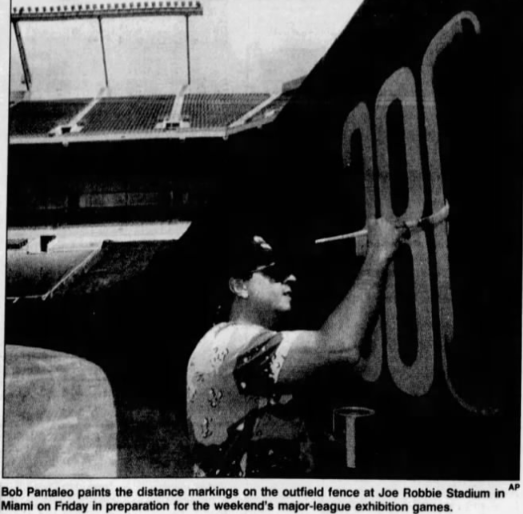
[279,300,292,312]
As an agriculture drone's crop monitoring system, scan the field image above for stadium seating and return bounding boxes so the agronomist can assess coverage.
[9,100,90,136]
[79,95,176,133]
[8,92,290,138]
[181,93,270,128]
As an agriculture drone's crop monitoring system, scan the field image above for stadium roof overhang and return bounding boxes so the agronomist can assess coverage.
[11,2,204,90]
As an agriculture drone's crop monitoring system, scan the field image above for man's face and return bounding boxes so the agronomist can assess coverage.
[245,267,297,314]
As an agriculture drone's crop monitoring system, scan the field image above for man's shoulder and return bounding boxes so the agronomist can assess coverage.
[191,322,270,358]
[197,323,312,350]
[204,322,270,342]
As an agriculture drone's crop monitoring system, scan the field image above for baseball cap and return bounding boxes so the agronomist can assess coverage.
[228,235,292,281]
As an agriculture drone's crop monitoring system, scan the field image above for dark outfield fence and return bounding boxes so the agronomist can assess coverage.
[5,0,522,478]
[248,0,521,478]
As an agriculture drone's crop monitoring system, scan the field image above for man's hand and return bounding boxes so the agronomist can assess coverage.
[279,217,411,383]
[280,216,411,381]
[366,218,409,263]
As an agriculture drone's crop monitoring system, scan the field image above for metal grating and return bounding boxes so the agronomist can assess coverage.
[9,100,90,136]
[79,96,175,133]
[182,93,270,128]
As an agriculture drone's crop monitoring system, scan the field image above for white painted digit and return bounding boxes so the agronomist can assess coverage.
[342,102,382,382]
[421,11,483,412]
[375,67,434,396]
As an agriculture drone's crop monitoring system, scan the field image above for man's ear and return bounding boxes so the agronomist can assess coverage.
[229,277,248,298]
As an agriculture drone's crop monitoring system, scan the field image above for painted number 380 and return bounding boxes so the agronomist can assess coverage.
[341,12,480,409]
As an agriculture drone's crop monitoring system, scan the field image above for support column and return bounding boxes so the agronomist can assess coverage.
[12,21,32,91]
[185,15,191,84]
[98,17,109,87]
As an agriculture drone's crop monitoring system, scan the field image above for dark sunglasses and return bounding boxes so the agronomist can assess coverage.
[253,263,293,283]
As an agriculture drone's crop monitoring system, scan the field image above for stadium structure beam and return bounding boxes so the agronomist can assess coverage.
[12,21,32,91]
[185,15,191,84]
[98,17,110,87]
[11,3,203,91]
[10,3,203,22]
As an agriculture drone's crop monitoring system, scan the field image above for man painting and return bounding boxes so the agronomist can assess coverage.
[187,219,407,477]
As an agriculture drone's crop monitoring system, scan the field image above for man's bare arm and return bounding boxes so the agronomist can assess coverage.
[278,218,405,384]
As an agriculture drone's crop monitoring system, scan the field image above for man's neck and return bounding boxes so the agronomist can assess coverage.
[229,302,278,329]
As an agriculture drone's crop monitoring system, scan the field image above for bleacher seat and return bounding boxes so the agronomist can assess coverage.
[181,93,269,128]
[9,100,90,136]
[80,96,176,133]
